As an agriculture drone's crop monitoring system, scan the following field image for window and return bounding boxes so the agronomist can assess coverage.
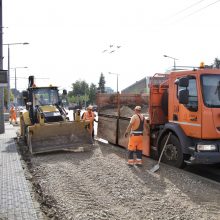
[201,74,220,108]
[178,77,198,112]
[33,88,59,106]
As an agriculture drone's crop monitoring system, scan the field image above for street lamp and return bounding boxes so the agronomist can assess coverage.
[163,54,178,70]
[3,42,29,109]
[103,45,121,93]
[109,72,119,93]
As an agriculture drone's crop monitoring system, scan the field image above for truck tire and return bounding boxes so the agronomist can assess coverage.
[160,134,185,168]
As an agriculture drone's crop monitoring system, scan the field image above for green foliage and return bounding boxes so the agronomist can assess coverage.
[98,73,106,93]
[89,83,97,104]
[71,80,89,96]
[3,88,7,105]
[68,80,97,106]
[214,57,220,69]
[3,88,14,108]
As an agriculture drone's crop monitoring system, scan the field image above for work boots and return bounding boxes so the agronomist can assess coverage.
[127,159,143,167]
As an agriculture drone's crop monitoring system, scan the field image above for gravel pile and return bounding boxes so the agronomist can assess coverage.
[120,106,134,117]
[24,142,220,220]
[99,105,148,118]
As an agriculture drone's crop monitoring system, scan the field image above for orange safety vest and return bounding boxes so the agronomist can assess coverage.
[128,114,145,151]
[83,111,95,134]
[83,111,95,122]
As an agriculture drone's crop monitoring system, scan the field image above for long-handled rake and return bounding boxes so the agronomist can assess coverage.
[150,132,171,173]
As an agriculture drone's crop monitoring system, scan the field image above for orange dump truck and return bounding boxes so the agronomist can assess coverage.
[97,66,220,168]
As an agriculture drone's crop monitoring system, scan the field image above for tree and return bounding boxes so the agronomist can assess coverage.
[89,83,97,104]
[71,80,89,96]
[69,80,89,106]
[68,80,97,106]
[214,57,220,69]
[3,88,14,109]
[98,73,106,93]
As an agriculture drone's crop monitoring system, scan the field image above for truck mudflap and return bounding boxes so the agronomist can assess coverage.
[27,121,93,154]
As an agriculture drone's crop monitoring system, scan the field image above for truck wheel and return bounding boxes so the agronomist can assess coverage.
[160,134,185,168]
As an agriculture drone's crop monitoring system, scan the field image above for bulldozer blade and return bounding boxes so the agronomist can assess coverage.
[27,121,93,154]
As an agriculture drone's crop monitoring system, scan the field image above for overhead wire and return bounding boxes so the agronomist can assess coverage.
[182,0,220,18]
[172,0,207,17]
[162,0,220,25]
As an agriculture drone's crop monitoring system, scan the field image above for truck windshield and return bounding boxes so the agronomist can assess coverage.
[201,74,220,107]
[33,88,59,106]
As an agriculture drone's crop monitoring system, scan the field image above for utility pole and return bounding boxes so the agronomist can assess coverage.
[10,66,28,105]
[3,42,29,110]
[0,0,5,134]
[7,44,9,109]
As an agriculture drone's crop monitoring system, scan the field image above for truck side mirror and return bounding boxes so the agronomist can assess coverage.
[178,77,189,87]
[179,89,189,104]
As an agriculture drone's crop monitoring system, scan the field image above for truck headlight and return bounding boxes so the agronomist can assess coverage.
[197,144,217,152]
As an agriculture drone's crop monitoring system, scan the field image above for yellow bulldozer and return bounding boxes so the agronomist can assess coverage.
[19,76,92,154]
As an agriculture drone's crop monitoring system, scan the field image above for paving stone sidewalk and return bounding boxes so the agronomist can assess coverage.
[0,123,39,220]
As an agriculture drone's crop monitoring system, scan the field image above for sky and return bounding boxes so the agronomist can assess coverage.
[3,0,220,92]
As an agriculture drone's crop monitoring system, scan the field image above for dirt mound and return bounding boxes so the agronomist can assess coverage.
[120,105,134,117]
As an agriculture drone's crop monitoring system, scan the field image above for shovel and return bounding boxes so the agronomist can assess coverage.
[150,132,171,173]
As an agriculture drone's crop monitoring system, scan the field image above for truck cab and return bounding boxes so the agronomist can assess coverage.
[152,67,220,167]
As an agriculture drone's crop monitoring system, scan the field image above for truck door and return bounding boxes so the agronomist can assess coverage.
[174,76,201,138]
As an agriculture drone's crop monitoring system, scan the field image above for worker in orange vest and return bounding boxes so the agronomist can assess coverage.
[9,104,18,124]
[82,105,95,137]
[124,106,148,166]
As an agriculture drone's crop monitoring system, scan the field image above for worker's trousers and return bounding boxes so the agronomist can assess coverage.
[128,150,142,160]
[127,134,143,165]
